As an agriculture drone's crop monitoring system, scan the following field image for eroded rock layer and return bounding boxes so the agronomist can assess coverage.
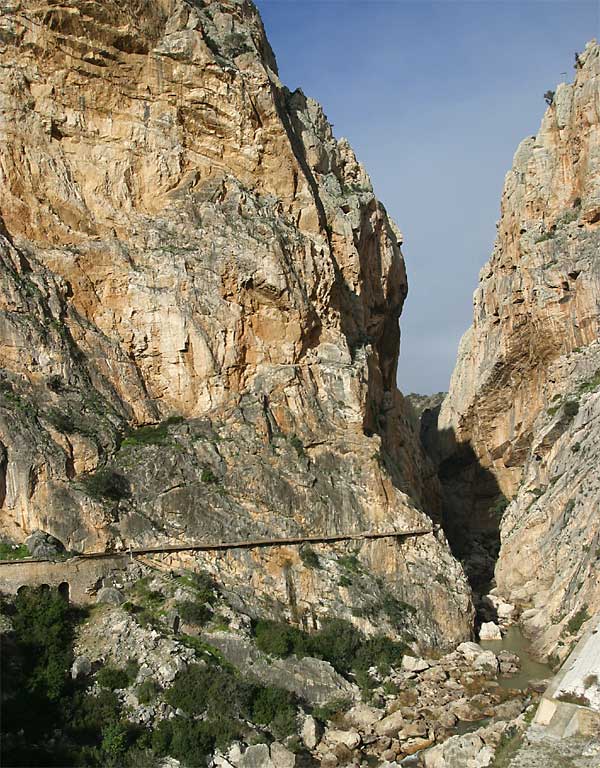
[439,41,600,656]
[0,0,472,646]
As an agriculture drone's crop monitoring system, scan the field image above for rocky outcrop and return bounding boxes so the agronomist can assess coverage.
[0,0,472,646]
[438,41,600,655]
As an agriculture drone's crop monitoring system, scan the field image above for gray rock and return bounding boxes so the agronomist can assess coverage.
[269,743,295,768]
[201,631,357,705]
[301,714,321,750]
[473,651,499,676]
[402,655,430,673]
[375,710,404,737]
[239,744,273,768]
[343,704,384,731]
[96,586,125,605]
[324,729,361,750]
[71,655,92,679]
[456,642,484,662]
[25,530,65,558]
[479,622,501,641]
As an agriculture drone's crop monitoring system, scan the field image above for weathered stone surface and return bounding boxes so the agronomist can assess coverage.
[438,39,600,657]
[200,629,357,705]
[24,530,65,558]
[401,654,430,672]
[342,704,384,731]
[375,710,404,737]
[301,715,321,750]
[71,655,91,679]
[479,622,501,641]
[0,0,472,649]
[324,729,361,750]
[96,586,125,606]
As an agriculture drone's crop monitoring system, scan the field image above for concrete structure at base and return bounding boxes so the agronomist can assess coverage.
[0,554,130,604]
[535,613,600,737]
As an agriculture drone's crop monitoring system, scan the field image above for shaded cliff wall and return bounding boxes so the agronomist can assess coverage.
[438,40,600,656]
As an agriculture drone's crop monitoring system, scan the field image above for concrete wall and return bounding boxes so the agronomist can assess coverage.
[535,614,600,736]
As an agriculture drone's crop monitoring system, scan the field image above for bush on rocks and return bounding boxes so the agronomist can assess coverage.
[252,618,407,681]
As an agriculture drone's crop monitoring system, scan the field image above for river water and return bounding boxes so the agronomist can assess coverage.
[480,625,553,690]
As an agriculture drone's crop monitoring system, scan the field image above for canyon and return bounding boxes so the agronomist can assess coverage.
[0,1,599,767]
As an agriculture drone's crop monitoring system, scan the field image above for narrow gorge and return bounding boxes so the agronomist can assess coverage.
[0,2,599,767]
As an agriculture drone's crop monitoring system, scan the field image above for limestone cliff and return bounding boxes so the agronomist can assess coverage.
[439,40,600,656]
[0,0,472,646]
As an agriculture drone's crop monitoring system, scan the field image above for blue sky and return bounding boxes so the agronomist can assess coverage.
[255,0,599,393]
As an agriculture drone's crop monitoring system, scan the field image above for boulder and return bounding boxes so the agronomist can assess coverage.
[239,745,273,768]
[479,622,501,641]
[375,710,404,737]
[96,587,125,605]
[456,642,483,662]
[25,530,65,558]
[343,704,384,731]
[473,651,499,676]
[403,737,434,755]
[401,655,430,673]
[71,655,92,679]
[269,743,295,768]
[301,714,321,750]
[497,651,520,676]
[399,720,427,739]
[324,729,361,750]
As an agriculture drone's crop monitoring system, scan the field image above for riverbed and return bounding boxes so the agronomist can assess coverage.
[480,625,552,690]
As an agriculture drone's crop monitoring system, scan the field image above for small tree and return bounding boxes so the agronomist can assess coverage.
[544,90,555,106]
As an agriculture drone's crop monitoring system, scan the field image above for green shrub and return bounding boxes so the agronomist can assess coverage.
[567,605,590,634]
[299,546,320,569]
[312,698,352,724]
[535,230,554,243]
[289,434,305,457]
[578,369,600,395]
[151,718,216,767]
[164,661,296,750]
[97,666,131,691]
[251,686,297,736]
[177,600,212,626]
[46,408,77,433]
[254,619,304,656]
[337,553,362,574]
[490,494,509,519]
[564,400,580,418]
[252,617,406,679]
[69,688,122,738]
[136,679,160,705]
[121,423,169,448]
[352,635,406,675]
[0,541,30,560]
[82,468,129,501]
[100,721,130,768]
[201,467,218,483]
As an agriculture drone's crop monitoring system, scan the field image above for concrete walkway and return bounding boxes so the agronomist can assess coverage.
[0,526,432,565]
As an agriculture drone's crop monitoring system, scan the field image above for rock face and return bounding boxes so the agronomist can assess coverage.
[0,0,472,645]
[438,40,600,655]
